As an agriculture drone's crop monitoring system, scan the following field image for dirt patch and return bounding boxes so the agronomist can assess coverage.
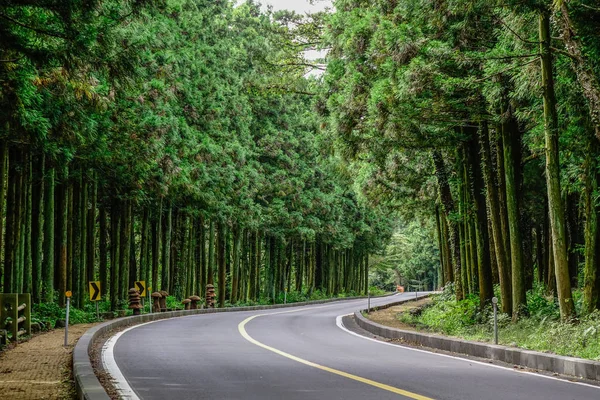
[366,297,431,330]
[89,326,130,400]
[0,324,97,399]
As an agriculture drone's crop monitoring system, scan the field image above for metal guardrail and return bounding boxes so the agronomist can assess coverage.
[0,293,31,343]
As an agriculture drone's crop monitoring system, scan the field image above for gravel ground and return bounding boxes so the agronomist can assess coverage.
[365,297,432,330]
[0,323,97,399]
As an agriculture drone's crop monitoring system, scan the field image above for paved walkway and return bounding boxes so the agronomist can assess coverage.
[0,323,96,399]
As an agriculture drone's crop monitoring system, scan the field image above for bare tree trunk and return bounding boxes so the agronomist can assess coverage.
[540,11,573,320]
[479,123,512,314]
[432,150,463,300]
[42,165,54,303]
[502,107,527,319]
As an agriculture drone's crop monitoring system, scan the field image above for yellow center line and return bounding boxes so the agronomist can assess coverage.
[238,314,434,400]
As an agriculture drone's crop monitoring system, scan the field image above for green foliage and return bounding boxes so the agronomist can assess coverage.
[526,283,560,320]
[31,302,65,330]
[165,295,184,310]
[31,299,109,329]
[368,286,387,296]
[401,290,600,360]
[374,219,440,292]
[403,294,480,335]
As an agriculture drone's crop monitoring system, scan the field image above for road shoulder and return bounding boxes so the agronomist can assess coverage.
[0,324,97,399]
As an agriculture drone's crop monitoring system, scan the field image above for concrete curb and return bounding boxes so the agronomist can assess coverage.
[74,293,392,400]
[354,309,600,381]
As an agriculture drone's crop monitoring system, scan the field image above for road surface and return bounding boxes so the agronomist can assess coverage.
[105,293,600,399]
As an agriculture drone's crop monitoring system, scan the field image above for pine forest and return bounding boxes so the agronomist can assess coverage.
[1,0,600,328]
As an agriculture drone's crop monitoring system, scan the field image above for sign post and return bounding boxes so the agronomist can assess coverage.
[492,297,499,345]
[89,281,101,320]
[64,291,72,347]
[148,287,152,314]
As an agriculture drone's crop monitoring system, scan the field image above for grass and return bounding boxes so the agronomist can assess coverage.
[397,284,600,361]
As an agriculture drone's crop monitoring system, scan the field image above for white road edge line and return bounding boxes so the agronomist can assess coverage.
[335,314,600,390]
[102,321,157,400]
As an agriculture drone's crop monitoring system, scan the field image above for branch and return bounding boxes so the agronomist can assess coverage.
[496,18,540,45]
[463,53,540,62]
[273,61,327,71]
[581,4,600,12]
[0,13,68,40]
[551,46,577,60]
[522,152,541,166]
[265,85,316,96]
[473,57,540,83]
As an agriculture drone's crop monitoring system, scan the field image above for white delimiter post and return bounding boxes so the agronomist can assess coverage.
[64,297,71,347]
[367,267,371,315]
[492,297,499,345]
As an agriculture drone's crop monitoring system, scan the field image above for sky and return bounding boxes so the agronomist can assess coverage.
[262,0,331,63]
[263,0,332,13]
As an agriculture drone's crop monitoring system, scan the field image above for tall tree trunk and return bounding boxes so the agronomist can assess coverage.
[540,11,573,320]
[432,150,463,300]
[0,143,6,290]
[231,224,240,303]
[161,205,172,291]
[99,202,108,298]
[128,208,137,293]
[78,177,88,308]
[479,123,512,313]
[469,131,493,305]
[207,219,214,285]
[583,141,599,314]
[31,154,44,302]
[4,147,17,293]
[87,180,96,284]
[140,208,149,288]
[66,182,73,299]
[72,177,82,307]
[122,201,132,297]
[42,165,54,303]
[364,253,369,295]
[440,205,453,283]
[502,107,527,319]
[57,166,68,307]
[110,199,120,310]
[151,200,162,292]
[198,215,205,297]
[23,157,32,294]
[566,192,580,288]
[217,222,226,307]
[254,231,261,300]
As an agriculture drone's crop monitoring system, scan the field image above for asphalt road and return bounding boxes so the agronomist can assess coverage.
[108,293,600,399]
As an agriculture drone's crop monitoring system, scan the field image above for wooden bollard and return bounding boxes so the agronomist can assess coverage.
[128,289,142,316]
[151,292,162,312]
[189,296,201,310]
[159,290,168,312]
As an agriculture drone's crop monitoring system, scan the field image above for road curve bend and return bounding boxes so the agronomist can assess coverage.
[105,293,600,400]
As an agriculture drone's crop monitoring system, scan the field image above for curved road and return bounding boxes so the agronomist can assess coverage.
[106,293,600,399]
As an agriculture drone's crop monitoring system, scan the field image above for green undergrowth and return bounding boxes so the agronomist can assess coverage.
[30,290,372,330]
[32,300,111,330]
[226,289,366,307]
[398,284,600,361]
